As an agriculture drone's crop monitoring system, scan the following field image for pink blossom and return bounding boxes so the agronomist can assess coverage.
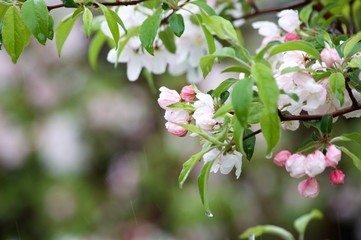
[285,153,306,178]
[277,10,301,33]
[165,122,187,137]
[284,33,301,41]
[180,85,195,101]
[330,169,345,185]
[193,107,217,131]
[325,145,341,167]
[158,87,181,109]
[298,178,320,198]
[164,109,190,123]
[320,48,342,68]
[273,150,291,167]
[304,150,327,177]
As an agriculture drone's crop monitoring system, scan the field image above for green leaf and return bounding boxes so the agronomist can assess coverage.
[178,124,227,146]
[55,9,83,57]
[221,65,250,74]
[255,40,281,61]
[299,3,314,25]
[47,15,54,40]
[140,10,162,55]
[21,0,49,45]
[158,26,176,53]
[261,109,281,154]
[62,0,78,8]
[233,118,244,153]
[220,91,230,104]
[269,40,321,62]
[232,78,253,127]
[169,14,184,37]
[179,151,205,188]
[349,57,361,68]
[294,209,323,236]
[343,31,361,57]
[167,102,195,111]
[195,14,215,54]
[243,129,255,160]
[190,0,216,16]
[240,225,295,240]
[213,102,233,118]
[329,72,345,105]
[198,159,214,215]
[248,102,263,124]
[2,6,31,63]
[331,132,361,146]
[82,7,93,38]
[88,31,106,69]
[339,146,361,171]
[212,78,238,98]
[320,115,333,135]
[201,12,239,46]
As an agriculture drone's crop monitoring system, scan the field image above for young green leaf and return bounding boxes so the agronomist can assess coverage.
[240,225,295,240]
[331,132,361,146]
[21,0,49,45]
[261,109,281,154]
[56,9,83,57]
[299,3,313,25]
[349,57,361,68]
[195,14,215,54]
[343,31,361,57]
[329,72,345,105]
[82,7,93,38]
[233,118,244,153]
[320,115,333,135]
[212,78,238,98]
[232,78,253,127]
[47,15,54,40]
[169,14,184,37]
[158,26,176,53]
[178,123,227,146]
[198,159,214,216]
[190,0,216,16]
[140,10,162,55]
[269,40,321,62]
[243,129,256,160]
[339,146,361,171]
[179,151,205,188]
[213,102,233,118]
[294,209,323,237]
[2,6,31,63]
[62,0,78,8]
[88,31,107,69]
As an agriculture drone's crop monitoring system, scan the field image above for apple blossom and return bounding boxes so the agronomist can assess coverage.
[298,178,320,198]
[164,109,190,124]
[277,10,301,33]
[180,85,196,101]
[165,122,188,137]
[203,149,243,179]
[304,150,327,177]
[330,169,345,185]
[285,153,306,178]
[273,150,291,167]
[320,48,342,68]
[284,33,301,41]
[325,145,342,167]
[158,87,181,109]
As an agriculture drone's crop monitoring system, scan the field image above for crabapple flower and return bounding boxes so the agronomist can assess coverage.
[304,150,327,177]
[180,85,195,101]
[252,21,280,37]
[285,153,306,178]
[193,93,217,131]
[165,122,187,137]
[320,48,342,68]
[325,144,342,167]
[284,33,301,41]
[164,109,190,123]
[158,87,181,109]
[330,169,345,185]
[203,149,243,179]
[277,10,301,33]
[273,150,291,167]
[298,178,320,198]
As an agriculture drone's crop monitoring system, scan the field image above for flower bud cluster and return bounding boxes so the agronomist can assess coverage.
[274,145,345,198]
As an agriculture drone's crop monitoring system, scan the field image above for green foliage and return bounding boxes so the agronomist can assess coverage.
[190,0,216,16]
[21,0,50,45]
[159,26,177,53]
[329,72,345,105]
[343,31,361,58]
[2,6,31,63]
[240,225,295,240]
[88,31,107,69]
[140,10,163,55]
[178,151,206,188]
[339,146,361,171]
[231,78,253,128]
[270,40,321,62]
[243,129,255,160]
[169,14,184,37]
[294,209,323,237]
[320,115,333,136]
[198,159,214,216]
[233,118,244,153]
[195,14,216,54]
[61,0,78,8]
[82,7,93,38]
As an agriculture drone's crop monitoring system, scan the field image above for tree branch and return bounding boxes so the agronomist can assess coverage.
[345,77,359,107]
[47,0,146,11]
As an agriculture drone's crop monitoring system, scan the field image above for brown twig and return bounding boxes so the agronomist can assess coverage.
[47,0,146,11]
[345,77,359,107]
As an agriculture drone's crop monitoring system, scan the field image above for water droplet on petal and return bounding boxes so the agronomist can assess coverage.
[205,211,213,217]
[265,152,273,159]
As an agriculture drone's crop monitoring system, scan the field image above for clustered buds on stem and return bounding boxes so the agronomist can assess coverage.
[274,145,344,198]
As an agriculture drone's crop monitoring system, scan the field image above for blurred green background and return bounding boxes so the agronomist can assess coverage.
[1,2,361,239]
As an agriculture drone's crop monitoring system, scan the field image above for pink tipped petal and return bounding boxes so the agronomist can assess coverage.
[273,150,291,167]
[325,145,342,167]
[298,178,320,198]
[330,169,345,185]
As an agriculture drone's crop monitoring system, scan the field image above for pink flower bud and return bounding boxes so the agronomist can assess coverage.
[180,85,195,101]
[164,109,190,123]
[298,177,320,198]
[273,150,291,167]
[158,87,181,109]
[304,150,327,177]
[165,122,187,137]
[325,145,341,167]
[320,48,342,67]
[285,154,306,178]
[330,169,345,185]
[284,33,301,42]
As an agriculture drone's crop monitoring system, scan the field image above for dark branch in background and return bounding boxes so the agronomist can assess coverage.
[345,77,359,107]
[47,0,146,11]
[236,0,311,20]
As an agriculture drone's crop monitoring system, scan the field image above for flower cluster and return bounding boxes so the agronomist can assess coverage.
[274,145,345,198]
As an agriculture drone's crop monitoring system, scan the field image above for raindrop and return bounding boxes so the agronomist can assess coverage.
[265,152,273,159]
[205,211,214,218]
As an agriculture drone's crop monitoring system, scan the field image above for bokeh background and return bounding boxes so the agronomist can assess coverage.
[1,1,361,239]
